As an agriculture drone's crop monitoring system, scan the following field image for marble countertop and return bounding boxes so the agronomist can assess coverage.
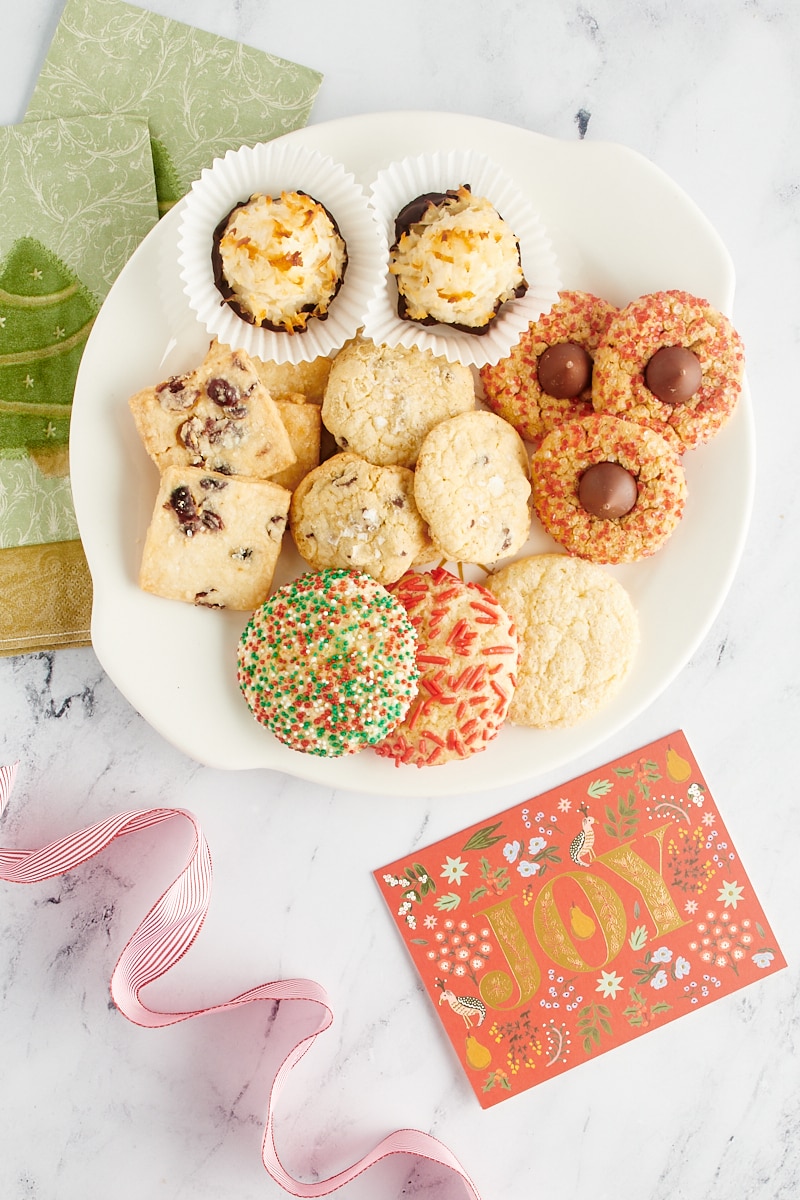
[1,2,798,1198]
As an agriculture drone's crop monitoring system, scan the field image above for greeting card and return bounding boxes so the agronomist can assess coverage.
[374,731,785,1107]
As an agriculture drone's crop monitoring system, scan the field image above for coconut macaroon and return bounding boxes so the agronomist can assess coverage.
[212,190,347,333]
[389,185,527,332]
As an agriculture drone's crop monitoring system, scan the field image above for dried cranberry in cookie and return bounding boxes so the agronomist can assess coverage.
[480,290,618,446]
[138,465,290,610]
[389,185,527,333]
[591,290,745,450]
[128,340,296,480]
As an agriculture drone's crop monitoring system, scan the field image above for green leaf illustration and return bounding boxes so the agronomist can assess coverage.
[588,778,613,797]
[629,924,648,951]
[434,892,461,912]
[462,822,506,851]
[603,788,639,840]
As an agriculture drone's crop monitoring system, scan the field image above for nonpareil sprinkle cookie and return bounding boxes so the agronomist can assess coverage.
[485,553,639,729]
[591,289,745,450]
[531,414,687,564]
[237,568,419,757]
[375,567,519,768]
[479,289,618,446]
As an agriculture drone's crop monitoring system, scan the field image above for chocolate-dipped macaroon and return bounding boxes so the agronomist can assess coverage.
[212,190,347,334]
[389,184,527,334]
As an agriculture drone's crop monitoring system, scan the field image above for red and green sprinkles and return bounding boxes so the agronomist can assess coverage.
[237,568,419,757]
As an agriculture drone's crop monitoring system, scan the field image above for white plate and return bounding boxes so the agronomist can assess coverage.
[70,112,754,798]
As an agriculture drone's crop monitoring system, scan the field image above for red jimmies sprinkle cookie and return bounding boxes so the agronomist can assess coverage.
[237,567,418,757]
[531,414,687,564]
[375,567,519,768]
[479,290,618,446]
[591,289,745,451]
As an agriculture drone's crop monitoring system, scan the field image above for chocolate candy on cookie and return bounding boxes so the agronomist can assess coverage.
[486,553,639,729]
[591,289,745,450]
[237,568,419,757]
[531,414,687,564]
[479,290,618,446]
[376,567,519,767]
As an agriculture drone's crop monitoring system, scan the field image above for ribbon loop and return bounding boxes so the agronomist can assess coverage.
[0,763,480,1200]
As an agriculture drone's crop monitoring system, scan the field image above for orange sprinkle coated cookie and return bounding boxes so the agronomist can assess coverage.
[591,289,745,450]
[531,414,687,564]
[237,568,418,757]
[479,290,618,445]
[375,567,519,768]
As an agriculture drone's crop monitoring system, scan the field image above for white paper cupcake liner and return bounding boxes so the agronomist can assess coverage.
[177,142,385,366]
[363,149,562,368]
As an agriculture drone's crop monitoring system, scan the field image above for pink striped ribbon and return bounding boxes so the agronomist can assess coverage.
[0,761,480,1199]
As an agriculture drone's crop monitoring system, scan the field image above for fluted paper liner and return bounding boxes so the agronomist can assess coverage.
[178,142,385,365]
[364,149,561,368]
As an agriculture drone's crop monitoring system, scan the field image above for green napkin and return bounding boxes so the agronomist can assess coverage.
[26,0,324,213]
[3,0,322,655]
[0,112,159,654]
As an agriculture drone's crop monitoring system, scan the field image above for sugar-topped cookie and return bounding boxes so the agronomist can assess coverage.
[321,338,475,468]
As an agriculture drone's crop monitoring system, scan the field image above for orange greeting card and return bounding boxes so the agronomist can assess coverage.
[374,731,786,1107]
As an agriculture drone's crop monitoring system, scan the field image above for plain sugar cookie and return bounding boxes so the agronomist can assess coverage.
[485,553,639,728]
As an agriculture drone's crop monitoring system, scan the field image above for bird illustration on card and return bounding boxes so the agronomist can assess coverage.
[374,731,786,1107]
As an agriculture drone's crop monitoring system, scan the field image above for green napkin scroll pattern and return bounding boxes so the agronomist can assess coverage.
[27,0,324,212]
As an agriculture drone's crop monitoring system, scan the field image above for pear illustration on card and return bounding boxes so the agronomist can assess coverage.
[0,236,98,470]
